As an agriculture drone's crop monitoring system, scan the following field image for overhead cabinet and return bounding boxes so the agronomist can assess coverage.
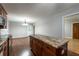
[0,4,7,29]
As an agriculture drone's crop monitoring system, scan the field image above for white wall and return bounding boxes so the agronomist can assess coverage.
[8,21,34,38]
[64,14,79,38]
[65,21,72,38]
[35,16,62,39]
[9,22,27,38]
[35,5,79,39]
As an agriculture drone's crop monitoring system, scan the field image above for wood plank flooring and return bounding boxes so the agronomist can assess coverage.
[68,39,79,55]
[11,37,33,56]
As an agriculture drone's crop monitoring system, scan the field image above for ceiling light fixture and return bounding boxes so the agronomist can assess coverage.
[22,19,28,26]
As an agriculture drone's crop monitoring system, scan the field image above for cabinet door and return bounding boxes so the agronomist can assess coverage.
[42,42,56,56]
[33,38,41,55]
[30,36,43,56]
[0,7,2,15]
[30,37,38,55]
[30,36,33,48]
[32,38,37,50]
[0,4,7,29]
[0,16,3,24]
[4,16,7,28]
[35,39,43,56]
[3,41,8,56]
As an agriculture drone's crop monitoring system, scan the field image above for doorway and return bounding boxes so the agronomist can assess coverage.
[64,14,79,39]
[73,23,79,39]
[64,13,79,55]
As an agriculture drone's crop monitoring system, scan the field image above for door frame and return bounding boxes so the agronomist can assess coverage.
[73,23,79,39]
[62,12,79,39]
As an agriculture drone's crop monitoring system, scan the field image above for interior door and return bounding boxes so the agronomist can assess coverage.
[73,23,79,39]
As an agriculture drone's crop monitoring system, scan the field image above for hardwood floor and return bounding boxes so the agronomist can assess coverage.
[10,37,79,56]
[11,37,33,56]
[68,39,79,55]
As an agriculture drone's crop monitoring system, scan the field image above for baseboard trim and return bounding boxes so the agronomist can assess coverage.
[64,37,72,39]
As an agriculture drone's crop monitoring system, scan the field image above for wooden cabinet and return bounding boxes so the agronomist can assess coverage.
[56,43,67,56]
[0,4,7,29]
[0,4,7,16]
[30,37,42,55]
[30,36,68,56]
[30,36,42,56]
[3,40,8,56]
[42,42,56,56]
[0,40,9,56]
[8,35,13,56]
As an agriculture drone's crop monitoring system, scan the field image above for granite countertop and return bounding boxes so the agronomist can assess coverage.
[31,34,71,48]
[0,40,7,46]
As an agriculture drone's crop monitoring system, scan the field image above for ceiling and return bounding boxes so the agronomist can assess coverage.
[2,3,79,23]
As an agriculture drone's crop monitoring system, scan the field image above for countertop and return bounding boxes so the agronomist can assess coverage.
[30,34,71,48]
[0,34,8,46]
[0,40,7,46]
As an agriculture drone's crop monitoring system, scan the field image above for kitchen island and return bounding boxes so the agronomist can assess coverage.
[30,35,70,56]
